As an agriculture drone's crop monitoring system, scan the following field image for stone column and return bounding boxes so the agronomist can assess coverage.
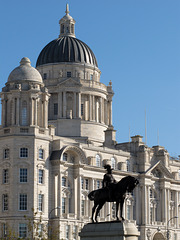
[99,97,103,123]
[16,97,20,125]
[43,100,48,128]
[73,92,77,118]
[109,100,112,126]
[58,92,62,118]
[89,94,92,121]
[167,189,170,222]
[104,100,108,125]
[175,191,178,228]
[34,98,38,126]
[147,186,150,224]
[77,92,81,118]
[30,98,33,126]
[63,91,66,118]
[162,187,167,222]
[92,95,95,121]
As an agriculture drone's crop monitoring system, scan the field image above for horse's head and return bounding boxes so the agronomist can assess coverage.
[126,176,139,192]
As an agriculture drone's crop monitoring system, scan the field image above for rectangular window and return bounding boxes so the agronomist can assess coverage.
[54,103,58,115]
[3,223,7,237]
[3,194,8,211]
[20,148,28,158]
[38,194,43,212]
[66,225,69,240]
[96,180,100,189]
[39,149,44,159]
[19,223,27,238]
[3,169,9,184]
[67,71,71,78]
[39,169,44,184]
[19,194,27,211]
[4,149,10,159]
[81,200,85,216]
[81,104,84,116]
[81,178,84,189]
[62,197,65,214]
[85,179,89,190]
[90,74,93,80]
[20,168,27,183]
[62,177,66,187]
[43,73,47,80]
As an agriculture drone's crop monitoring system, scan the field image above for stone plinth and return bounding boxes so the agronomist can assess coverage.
[79,221,140,240]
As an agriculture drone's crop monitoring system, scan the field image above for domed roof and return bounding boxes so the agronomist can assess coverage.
[8,57,43,83]
[36,36,98,67]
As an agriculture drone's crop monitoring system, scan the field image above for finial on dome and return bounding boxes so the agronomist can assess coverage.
[20,57,31,66]
[65,3,70,15]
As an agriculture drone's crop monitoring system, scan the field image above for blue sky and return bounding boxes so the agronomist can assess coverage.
[0,0,180,156]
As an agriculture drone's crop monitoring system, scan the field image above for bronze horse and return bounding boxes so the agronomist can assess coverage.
[88,175,139,223]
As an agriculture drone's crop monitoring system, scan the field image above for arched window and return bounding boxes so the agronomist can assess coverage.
[111,157,116,169]
[126,160,130,172]
[21,101,27,126]
[96,154,101,167]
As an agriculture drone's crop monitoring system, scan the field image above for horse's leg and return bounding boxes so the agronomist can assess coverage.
[116,201,120,221]
[95,202,105,223]
[92,202,98,223]
[120,198,125,221]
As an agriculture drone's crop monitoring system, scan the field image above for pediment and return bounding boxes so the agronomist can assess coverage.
[58,78,82,87]
[146,161,173,179]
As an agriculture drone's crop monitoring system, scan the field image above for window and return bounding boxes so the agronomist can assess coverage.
[3,169,9,184]
[127,205,131,220]
[19,223,27,238]
[150,189,153,198]
[39,149,44,159]
[62,197,65,213]
[43,73,47,80]
[3,194,8,211]
[85,179,89,190]
[61,24,64,33]
[21,101,27,126]
[39,169,44,184]
[81,103,84,116]
[63,153,68,161]
[111,157,116,169]
[20,169,27,183]
[38,224,43,238]
[65,225,69,240]
[4,149,10,159]
[96,154,101,167]
[90,74,93,80]
[19,194,27,211]
[62,177,66,187]
[67,71,71,78]
[73,226,77,240]
[126,160,130,172]
[81,200,85,216]
[2,223,7,237]
[81,178,84,189]
[20,148,28,158]
[96,180,100,189]
[54,103,58,115]
[38,194,44,212]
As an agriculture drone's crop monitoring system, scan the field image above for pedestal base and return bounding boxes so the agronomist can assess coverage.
[79,221,140,240]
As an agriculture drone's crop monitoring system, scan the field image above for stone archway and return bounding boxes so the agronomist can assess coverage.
[153,232,165,240]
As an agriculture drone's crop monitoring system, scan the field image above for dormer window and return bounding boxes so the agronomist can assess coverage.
[67,72,71,78]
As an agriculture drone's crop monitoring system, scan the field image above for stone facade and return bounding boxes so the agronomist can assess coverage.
[0,4,180,240]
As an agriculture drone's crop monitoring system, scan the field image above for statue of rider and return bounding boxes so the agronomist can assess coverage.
[103,164,116,201]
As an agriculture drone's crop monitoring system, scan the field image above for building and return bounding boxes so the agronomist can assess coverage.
[0,4,180,240]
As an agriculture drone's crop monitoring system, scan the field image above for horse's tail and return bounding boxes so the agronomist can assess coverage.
[88,190,96,201]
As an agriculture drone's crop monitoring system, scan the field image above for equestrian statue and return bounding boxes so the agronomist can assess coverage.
[88,164,139,223]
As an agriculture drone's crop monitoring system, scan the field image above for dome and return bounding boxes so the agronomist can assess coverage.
[36,36,98,67]
[8,57,43,83]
